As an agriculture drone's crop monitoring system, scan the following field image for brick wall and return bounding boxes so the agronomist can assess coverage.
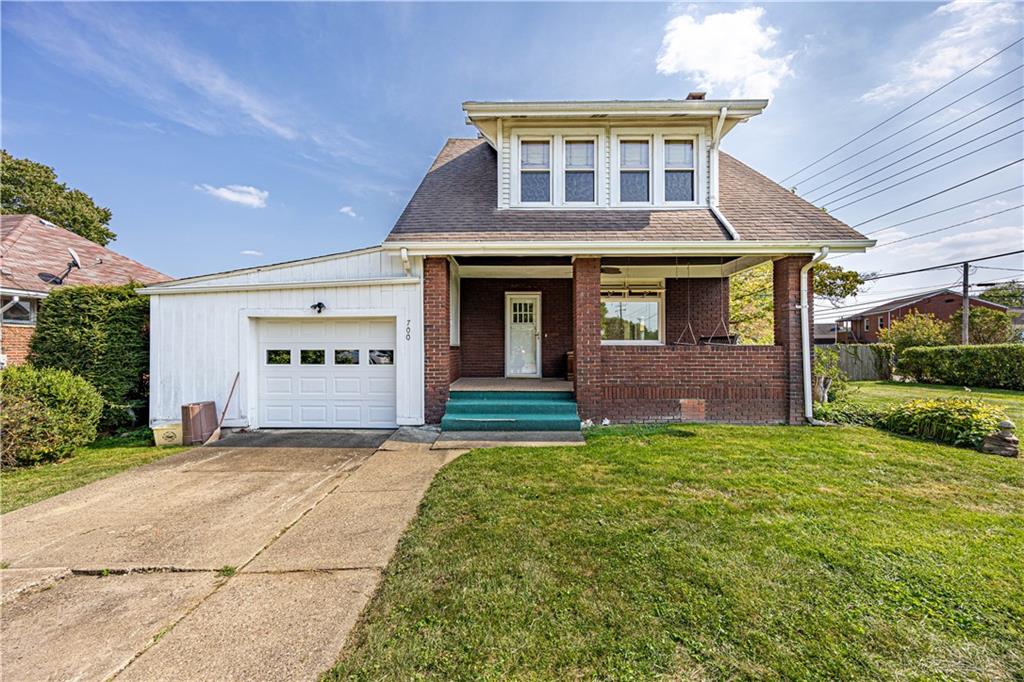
[664,277,730,342]
[458,278,573,378]
[0,323,34,366]
[423,257,451,423]
[449,346,462,384]
[593,345,787,423]
[773,256,812,425]
[573,258,602,411]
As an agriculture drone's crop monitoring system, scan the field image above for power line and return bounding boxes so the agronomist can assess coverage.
[834,205,1024,258]
[863,249,1024,281]
[809,114,1024,204]
[826,137,1024,211]
[863,185,1024,236]
[800,78,1024,195]
[781,37,1024,184]
[851,159,1024,227]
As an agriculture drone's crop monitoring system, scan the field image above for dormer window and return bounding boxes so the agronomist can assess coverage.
[618,139,651,203]
[564,140,595,203]
[665,140,695,203]
[519,140,551,203]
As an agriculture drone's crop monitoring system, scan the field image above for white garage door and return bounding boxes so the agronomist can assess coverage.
[258,318,397,428]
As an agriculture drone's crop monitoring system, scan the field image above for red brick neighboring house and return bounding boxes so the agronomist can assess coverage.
[384,98,875,426]
[0,214,169,367]
[837,288,1008,343]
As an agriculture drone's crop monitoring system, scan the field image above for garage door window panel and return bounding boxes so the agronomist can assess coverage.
[369,350,394,365]
[334,349,360,365]
[266,349,291,365]
[300,349,325,365]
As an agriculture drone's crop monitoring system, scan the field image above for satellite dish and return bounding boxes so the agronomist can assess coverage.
[54,248,83,285]
[68,248,82,269]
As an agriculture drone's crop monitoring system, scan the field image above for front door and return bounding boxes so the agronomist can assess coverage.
[505,293,541,378]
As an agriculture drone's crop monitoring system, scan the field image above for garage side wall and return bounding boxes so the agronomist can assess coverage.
[148,251,425,428]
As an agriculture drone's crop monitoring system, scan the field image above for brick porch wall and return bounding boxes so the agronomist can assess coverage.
[0,323,34,366]
[664,277,730,342]
[458,278,573,378]
[423,257,451,423]
[773,256,812,425]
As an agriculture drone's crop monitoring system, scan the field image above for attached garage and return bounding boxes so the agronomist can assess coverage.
[143,247,425,429]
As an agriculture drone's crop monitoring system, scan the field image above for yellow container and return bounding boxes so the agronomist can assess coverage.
[153,423,183,447]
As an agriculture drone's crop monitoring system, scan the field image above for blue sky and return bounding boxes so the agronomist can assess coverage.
[3,1,1022,319]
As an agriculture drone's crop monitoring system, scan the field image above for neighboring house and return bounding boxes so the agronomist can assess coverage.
[0,214,169,367]
[142,97,873,430]
[836,288,1008,343]
[813,322,839,345]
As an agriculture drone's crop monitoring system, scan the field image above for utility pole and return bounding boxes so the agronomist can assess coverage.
[962,262,970,345]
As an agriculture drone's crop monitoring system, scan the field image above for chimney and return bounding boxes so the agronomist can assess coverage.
[686,91,706,100]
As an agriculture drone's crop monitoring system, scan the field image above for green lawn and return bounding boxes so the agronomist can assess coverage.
[330,424,1023,681]
[1,434,187,513]
[852,380,1024,424]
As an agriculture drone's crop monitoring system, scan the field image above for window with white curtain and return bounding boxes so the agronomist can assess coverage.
[520,140,551,203]
[664,140,695,202]
[564,140,595,203]
[619,140,650,202]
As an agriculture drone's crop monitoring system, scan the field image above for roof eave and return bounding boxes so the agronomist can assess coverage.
[463,99,769,120]
[383,239,875,257]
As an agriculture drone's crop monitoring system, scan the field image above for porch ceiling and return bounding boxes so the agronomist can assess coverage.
[452,255,770,279]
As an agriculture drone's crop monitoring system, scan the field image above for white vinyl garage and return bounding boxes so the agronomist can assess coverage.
[142,246,425,429]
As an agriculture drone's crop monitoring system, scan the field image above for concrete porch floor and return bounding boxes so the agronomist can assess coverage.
[451,377,574,392]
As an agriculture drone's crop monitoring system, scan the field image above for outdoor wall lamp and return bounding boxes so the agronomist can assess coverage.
[310,302,326,314]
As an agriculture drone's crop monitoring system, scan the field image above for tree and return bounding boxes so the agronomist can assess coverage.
[729,262,868,345]
[946,306,1016,345]
[978,281,1024,308]
[878,312,948,355]
[1,150,115,245]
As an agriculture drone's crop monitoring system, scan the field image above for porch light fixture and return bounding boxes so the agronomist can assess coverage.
[310,302,326,314]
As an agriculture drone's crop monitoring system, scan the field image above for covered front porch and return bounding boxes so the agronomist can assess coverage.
[423,253,814,426]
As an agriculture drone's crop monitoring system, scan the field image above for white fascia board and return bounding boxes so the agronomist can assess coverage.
[0,287,48,298]
[139,276,419,296]
[144,245,385,290]
[385,239,876,257]
[463,100,768,119]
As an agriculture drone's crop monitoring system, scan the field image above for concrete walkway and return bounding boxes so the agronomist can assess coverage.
[0,427,462,681]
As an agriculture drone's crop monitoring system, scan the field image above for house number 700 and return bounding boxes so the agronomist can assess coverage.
[405,320,411,341]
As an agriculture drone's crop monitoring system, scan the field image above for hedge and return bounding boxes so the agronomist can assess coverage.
[896,344,1024,390]
[28,283,150,430]
[0,365,103,466]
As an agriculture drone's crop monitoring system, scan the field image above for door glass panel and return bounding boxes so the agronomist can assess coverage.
[300,349,325,365]
[369,350,394,365]
[266,349,291,365]
[334,349,360,365]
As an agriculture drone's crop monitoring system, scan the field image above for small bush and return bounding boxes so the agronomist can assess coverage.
[814,400,882,426]
[879,312,948,355]
[877,398,1006,449]
[0,365,103,466]
[897,344,1024,390]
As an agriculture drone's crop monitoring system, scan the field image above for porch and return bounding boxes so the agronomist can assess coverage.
[424,254,813,426]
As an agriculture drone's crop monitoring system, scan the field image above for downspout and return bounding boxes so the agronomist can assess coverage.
[709,107,740,241]
[801,247,829,424]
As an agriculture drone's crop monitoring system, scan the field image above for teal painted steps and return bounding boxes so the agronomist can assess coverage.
[441,391,581,432]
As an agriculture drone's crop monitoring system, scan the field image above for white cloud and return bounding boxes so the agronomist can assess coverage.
[881,224,1023,262]
[861,1,1022,103]
[194,184,269,208]
[656,7,794,99]
[240,249,263,256]
[338,206,358,218]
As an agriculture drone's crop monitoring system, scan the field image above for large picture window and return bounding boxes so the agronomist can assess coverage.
[600,290,662,343]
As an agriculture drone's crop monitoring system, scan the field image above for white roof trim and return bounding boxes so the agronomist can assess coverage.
[385,239,875,257]
[463,99,768,119]
[139,276,418,296]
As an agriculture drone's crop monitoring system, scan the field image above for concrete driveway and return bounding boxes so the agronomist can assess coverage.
[1,427,459,681]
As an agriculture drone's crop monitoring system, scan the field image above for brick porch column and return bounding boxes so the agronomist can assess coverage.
[423,257,451,424]
[573,257,601,421]
[773,256,813,425]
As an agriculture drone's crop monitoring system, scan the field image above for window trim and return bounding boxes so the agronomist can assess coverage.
[562,136,598,206]
[662,138,698,206]
[516,136,554,206]
[599,290,665,345]
[611,128,704,208]
[613,135,654,206]
[510,129,605,208]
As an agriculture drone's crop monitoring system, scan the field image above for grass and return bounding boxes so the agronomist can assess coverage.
[852,380,1024,424]
[1,432,187,513]
[330,424,1024,681]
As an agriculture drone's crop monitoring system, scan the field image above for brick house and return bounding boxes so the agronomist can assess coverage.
[836,288,1008,343]
[143,98,873,431]
[0,214,169,367]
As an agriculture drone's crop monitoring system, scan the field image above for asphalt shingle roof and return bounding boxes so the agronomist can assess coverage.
[385,138,868,244]
[1,214,170,295]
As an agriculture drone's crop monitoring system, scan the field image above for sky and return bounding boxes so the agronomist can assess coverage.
[2,1,1022,321]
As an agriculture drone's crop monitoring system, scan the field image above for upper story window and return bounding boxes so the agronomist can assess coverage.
[618,140,651,203]
[564,140,595,203]
[1,296,36,325]
[665,140,695,202]
[519,140,551,203]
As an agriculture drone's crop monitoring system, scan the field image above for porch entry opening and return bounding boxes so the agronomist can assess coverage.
[505,292,541,378]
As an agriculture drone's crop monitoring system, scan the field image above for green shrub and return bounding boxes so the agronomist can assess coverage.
[812,346,850,403]
[877,397,1006,449]
[870,343,895,379]
[0,365,103,466]
[813,400,882,426]
[28,283,150,431]
[945,306,1016,345]
[897,344,1024,390]
[879,312,948,355]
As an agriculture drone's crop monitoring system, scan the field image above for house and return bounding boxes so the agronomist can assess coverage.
[141,97,873,431]
[0,214,170,367]
[836,288,1008,343]
[813,322,839,345]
